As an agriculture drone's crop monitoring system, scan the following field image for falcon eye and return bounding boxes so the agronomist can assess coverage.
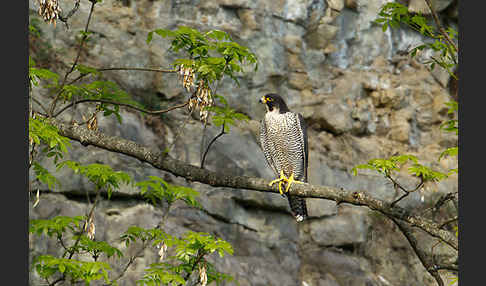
[266,97,273,102]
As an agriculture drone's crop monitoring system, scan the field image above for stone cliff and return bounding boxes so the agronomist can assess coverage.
[29,0,458,285]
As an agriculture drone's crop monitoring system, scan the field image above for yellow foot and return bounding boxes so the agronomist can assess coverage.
[268,170,305,196]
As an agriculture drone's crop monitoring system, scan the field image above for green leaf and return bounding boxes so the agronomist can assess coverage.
[408,164,448,182]
[29,66,59,87]
[30,216,84,238]
[34,255,111,284]
[29,117,71,158]
[438,147,458,161]
[147,31,154,44]
[352,154,418,177]
[73,235,124,259]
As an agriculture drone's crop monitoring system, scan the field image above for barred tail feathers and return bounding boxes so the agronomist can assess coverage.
[287,195,308,222]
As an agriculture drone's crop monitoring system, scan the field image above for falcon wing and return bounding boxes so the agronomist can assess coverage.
[260,118,279,177]
[297,113,308,182]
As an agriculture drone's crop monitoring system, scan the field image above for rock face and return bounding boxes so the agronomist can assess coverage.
[29,0,458,286]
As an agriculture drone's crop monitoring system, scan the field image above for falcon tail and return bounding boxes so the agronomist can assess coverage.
[287,195,308,222]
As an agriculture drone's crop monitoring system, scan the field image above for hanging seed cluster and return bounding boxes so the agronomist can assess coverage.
[178,64,195,92]
[192,80,213,123]
[179,65,214,124]
[37,0,61,26]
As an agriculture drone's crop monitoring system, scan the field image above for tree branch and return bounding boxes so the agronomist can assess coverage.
[390,176,424,207]
[390,217,444,286]
[49,119,458,251]
[53,98,189,118]
[57,0,81,29]
[67,67,177,86]
[200,123,226,169]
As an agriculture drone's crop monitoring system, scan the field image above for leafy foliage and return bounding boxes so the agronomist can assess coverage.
[206,95,250,132]
[352,154,448,182]
[72,235,123,260]
[57,161,132,197]
[76,64,101,77]
[375,2,457,77]
[121,226,172,247]
[440,101,458,135]
[60,80,141,122]
[136,176,201,208]
[439,147,458,161]
[31,162,61,191]
[137,265,186,286]
[30,216,85,239]
[352,155,418,176]
[147,26,257,86]
[29,57,59,88]
[127,228,235,286]
[175,231,234,259]
[29,117,71,163]
[34,255,111,285]
[408,164,448,182]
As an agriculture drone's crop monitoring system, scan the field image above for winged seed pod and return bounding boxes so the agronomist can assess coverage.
[194,80,213,123]
[157,242,168,261]
[178,64,195,92]
[86,113,98,131]
[37,0,62,27]
[199,264,208,286]
[85,215,95,240]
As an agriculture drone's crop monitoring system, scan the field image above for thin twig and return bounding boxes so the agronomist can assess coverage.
[66,67,177,86]
[62,187,102,260]
[198,65,228,168]
[31,96,50,115]
[167,107,195,154]
[49,0,97,117]
[98,67,177,73]
[57,0,81,29]
[389,176,424,207]
[420,192,458,216]
[53,98,189,118]
[108,242,147,285]
[200,123,225,169]
[438,216,458,229]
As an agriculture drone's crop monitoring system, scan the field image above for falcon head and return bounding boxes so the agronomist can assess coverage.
[259,93,290,113]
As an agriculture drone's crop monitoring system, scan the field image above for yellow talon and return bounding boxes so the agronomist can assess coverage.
[284,173,304,194]
[268,171,305,196]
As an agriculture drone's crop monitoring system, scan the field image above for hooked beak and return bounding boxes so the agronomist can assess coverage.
[259,96,267,104]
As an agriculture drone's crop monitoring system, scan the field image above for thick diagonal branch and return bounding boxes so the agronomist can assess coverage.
[50,119,458,251]
[390,217,445,286]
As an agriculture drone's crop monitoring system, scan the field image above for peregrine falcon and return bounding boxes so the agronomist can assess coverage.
[259,93,308,222]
